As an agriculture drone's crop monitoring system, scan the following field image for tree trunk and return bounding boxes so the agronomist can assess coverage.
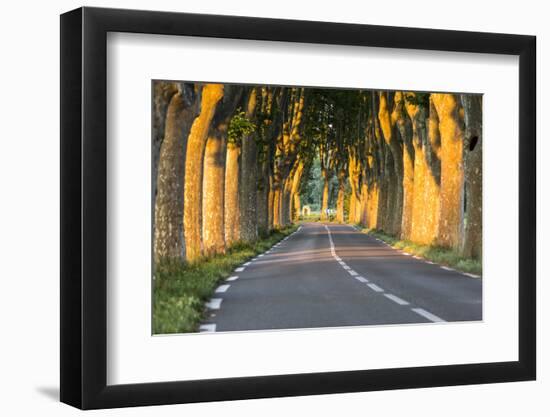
[336,169,346,223]
[289,159,305,222]
[224,143,240,246]
[239,89,259,242]
[393,92,414,240]
[183,84,224,263]
[379,92,404,236]
[201,86,245,257]
[320,169,330,220]
[359,178,368,227]
[202,130,227,256]
[152,82,180,208]
[257,159,269,236]
[460,94,482,258]
[154,85,200,263]
[432,93,464,249]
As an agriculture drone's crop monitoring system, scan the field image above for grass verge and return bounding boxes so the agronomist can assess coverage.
[363,228,482,276]
[153,225,297,334]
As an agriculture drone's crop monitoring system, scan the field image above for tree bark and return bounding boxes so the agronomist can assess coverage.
[336,168,346,223]
[320,169,330,220]
[392,92,414,240]
[432,93,464,249]
[183,84,224,263]
[153,85,200,262]
[460,94,482,258]
[202,130,227,256]
[239,89,259,242]
[379,91,404,236]
[152,82,180,207]
[224,142,240,246]
[202,86,245,257]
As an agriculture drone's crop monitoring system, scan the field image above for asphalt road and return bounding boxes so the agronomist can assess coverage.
[199,222,482,333]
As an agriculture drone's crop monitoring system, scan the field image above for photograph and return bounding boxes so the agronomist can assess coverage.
[152,82,483,334]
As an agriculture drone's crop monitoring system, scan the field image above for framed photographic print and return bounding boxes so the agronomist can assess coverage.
[60,6,536,409]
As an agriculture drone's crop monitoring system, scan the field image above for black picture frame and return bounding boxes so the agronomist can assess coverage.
[60,6,536,410]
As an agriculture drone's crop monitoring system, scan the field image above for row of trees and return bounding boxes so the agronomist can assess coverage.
[307,89,482,259]
[153,82,482,265]
[153,82,311,264]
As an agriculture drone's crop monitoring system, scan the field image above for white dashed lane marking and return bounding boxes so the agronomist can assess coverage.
[411,308,446,323]
[440,266,454,271]
[206,298,223,310]
[355,276,369,283]
[384,293,410,305]
[243,262,251,266]
[367,283,384,293]
[226,275,239,281]
[215,284,230,293]
[199,324,216,332]
[235,267,245,272]
[348,270,358,276]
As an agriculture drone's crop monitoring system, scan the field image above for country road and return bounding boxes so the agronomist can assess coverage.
[199,223,482,333]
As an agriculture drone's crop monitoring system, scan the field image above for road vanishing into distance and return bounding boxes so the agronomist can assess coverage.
[199,223,482,333]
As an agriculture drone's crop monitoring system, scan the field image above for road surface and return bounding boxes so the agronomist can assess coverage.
[199,222,482,332]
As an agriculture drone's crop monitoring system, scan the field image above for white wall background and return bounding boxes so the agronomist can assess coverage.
[0,0,545,415]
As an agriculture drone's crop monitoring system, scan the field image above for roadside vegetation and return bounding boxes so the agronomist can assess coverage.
[153,226,297,334]
[363,228,482,276]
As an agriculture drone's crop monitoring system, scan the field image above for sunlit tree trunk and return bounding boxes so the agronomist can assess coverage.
[154,84,200,263]
[460,94,482,258]
[224,142,240,246]
[289,159,305,222]
[347,151,361,224]
[432,93,464,249]
[202,131,227,256]
[372,92,387,231]
[202,86,244,257]
[272,182,282,229]
[359,162,369,226]
[392,92,414,240]
[239,89,258,242]
[336,168,346,223]
[379,92,403,236]
[184,84,224,263]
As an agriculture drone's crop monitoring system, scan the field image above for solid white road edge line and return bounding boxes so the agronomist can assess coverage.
[411,308,446,323]
[440,266,454,271]
[206,298,223,310]
[384,293,409,305]
[215,284,230,293]
[463,272,481,278]
[199,324,216,332]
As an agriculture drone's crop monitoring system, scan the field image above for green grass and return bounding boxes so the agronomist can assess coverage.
[363,228,482,276]
[153,225,297,334]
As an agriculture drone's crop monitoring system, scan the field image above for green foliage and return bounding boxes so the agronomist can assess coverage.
[228,109,256,146]
[153,226,297,334]
[404,92,430,109]
[364,229,482,275]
